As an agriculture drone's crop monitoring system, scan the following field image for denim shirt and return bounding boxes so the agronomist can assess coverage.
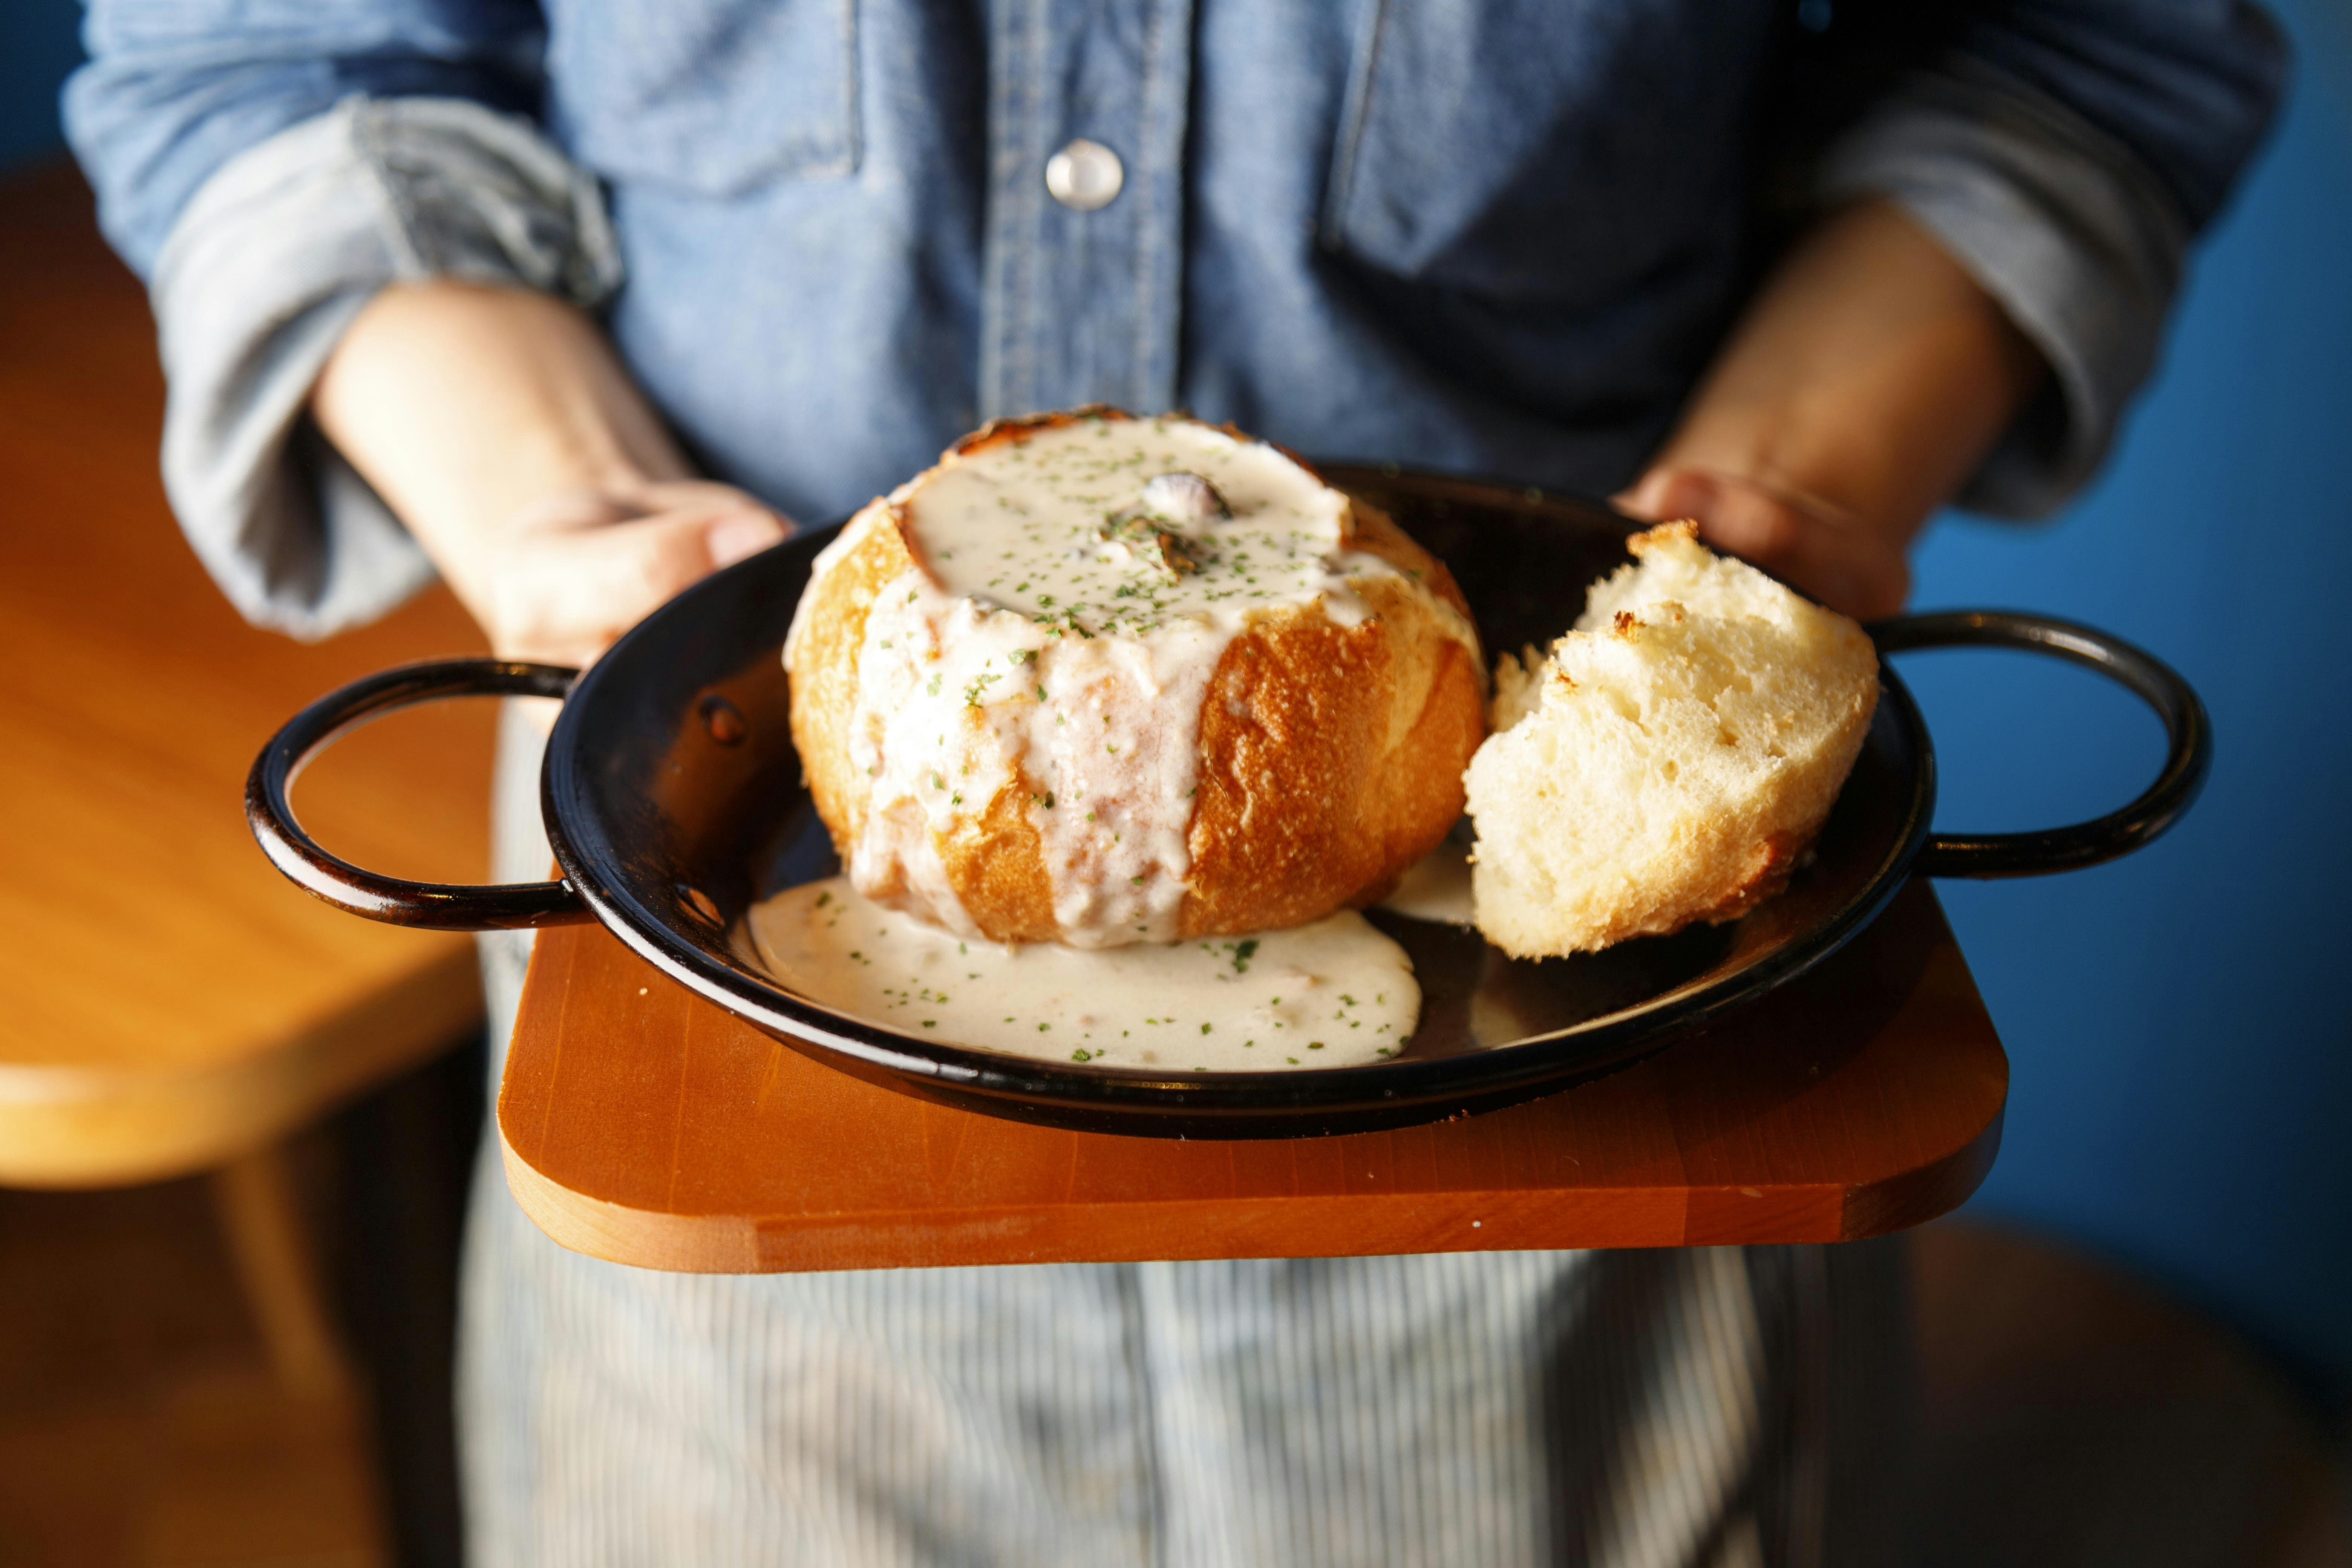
[55,13,2293,1561]
[66,0,2284,637]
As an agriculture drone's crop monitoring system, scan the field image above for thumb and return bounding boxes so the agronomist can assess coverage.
[550,504,788,599]
[1614,467,1723,525]
[1617,466,1809,570]
[550,506,763,606]
[704,507,789,568]
[1612,466,1906,619]
[485,506,785,665]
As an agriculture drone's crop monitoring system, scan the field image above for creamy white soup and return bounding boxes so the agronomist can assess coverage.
[744,876,1420,1071]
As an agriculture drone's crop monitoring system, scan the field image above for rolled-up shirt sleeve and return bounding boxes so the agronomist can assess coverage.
[141,100,618,637]
[1818,3,2288,518]
[66,6,618,637]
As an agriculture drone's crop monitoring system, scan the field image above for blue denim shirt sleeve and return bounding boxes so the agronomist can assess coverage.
[134,98,619,639]
[65,2,616,638]
[1952,0,2289,233]
[1821,3,2287,518]
[63,0,547,279]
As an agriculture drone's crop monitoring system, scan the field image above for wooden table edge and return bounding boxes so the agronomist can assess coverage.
[498,1086,2008,1275]
[0,944,483,1188]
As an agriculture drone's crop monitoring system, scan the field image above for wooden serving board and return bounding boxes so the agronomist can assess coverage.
[498,880,2005,1272]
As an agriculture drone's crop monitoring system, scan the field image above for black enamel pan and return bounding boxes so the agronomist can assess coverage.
[247,470,2210,1138]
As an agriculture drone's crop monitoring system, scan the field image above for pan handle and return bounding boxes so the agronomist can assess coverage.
[1870,610,2212,878]
[246,658,596,930]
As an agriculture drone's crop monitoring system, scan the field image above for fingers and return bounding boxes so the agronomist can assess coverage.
[1615,466,1909,621]
[706,508,787,567]
[482,501,791,666]
[509,479,798,539]
[620,478,794,525]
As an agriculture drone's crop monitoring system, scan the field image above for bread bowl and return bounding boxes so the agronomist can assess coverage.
[785,409,1485,948]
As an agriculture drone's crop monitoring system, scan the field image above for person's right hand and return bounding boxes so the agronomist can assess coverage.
[1615,465,1910,621]
[1612,202,2047,626]
[308,280,796,668]
[462,478,792,668]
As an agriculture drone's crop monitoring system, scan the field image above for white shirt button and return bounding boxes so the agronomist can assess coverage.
[1044,139,1124,211]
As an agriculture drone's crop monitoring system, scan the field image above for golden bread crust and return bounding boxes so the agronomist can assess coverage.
[786,497,901,855]
[787,413,1484,944]
[1180,573,1482,935]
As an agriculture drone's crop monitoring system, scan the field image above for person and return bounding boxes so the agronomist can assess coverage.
[68,3,2282,1562]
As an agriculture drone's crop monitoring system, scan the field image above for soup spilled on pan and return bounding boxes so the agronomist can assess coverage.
[743,877,1419,1070]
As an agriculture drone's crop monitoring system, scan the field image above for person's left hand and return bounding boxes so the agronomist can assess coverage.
[469,478,792,668]
[1607,202,2050,623]
[1615,464,1909,622]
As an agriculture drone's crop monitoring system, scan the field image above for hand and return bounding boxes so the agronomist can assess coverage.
[1615,465,1909,622]
[1617,202,2046,626]
[309,282,796,665]
[466,479,792,667]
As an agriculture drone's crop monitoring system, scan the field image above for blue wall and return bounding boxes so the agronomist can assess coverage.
[0,1,80,173]
[9,0,2346,1405]
[1905,0,2352,1409]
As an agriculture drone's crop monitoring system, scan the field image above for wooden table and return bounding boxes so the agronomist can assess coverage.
[0,161,496,1190]
[500,879,2008,1271]
[0,161,495,1403]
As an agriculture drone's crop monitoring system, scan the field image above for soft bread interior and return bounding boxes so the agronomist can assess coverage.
[1465,522,1880,957]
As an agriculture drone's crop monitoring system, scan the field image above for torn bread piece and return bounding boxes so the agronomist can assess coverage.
[1465,522,1880,957]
